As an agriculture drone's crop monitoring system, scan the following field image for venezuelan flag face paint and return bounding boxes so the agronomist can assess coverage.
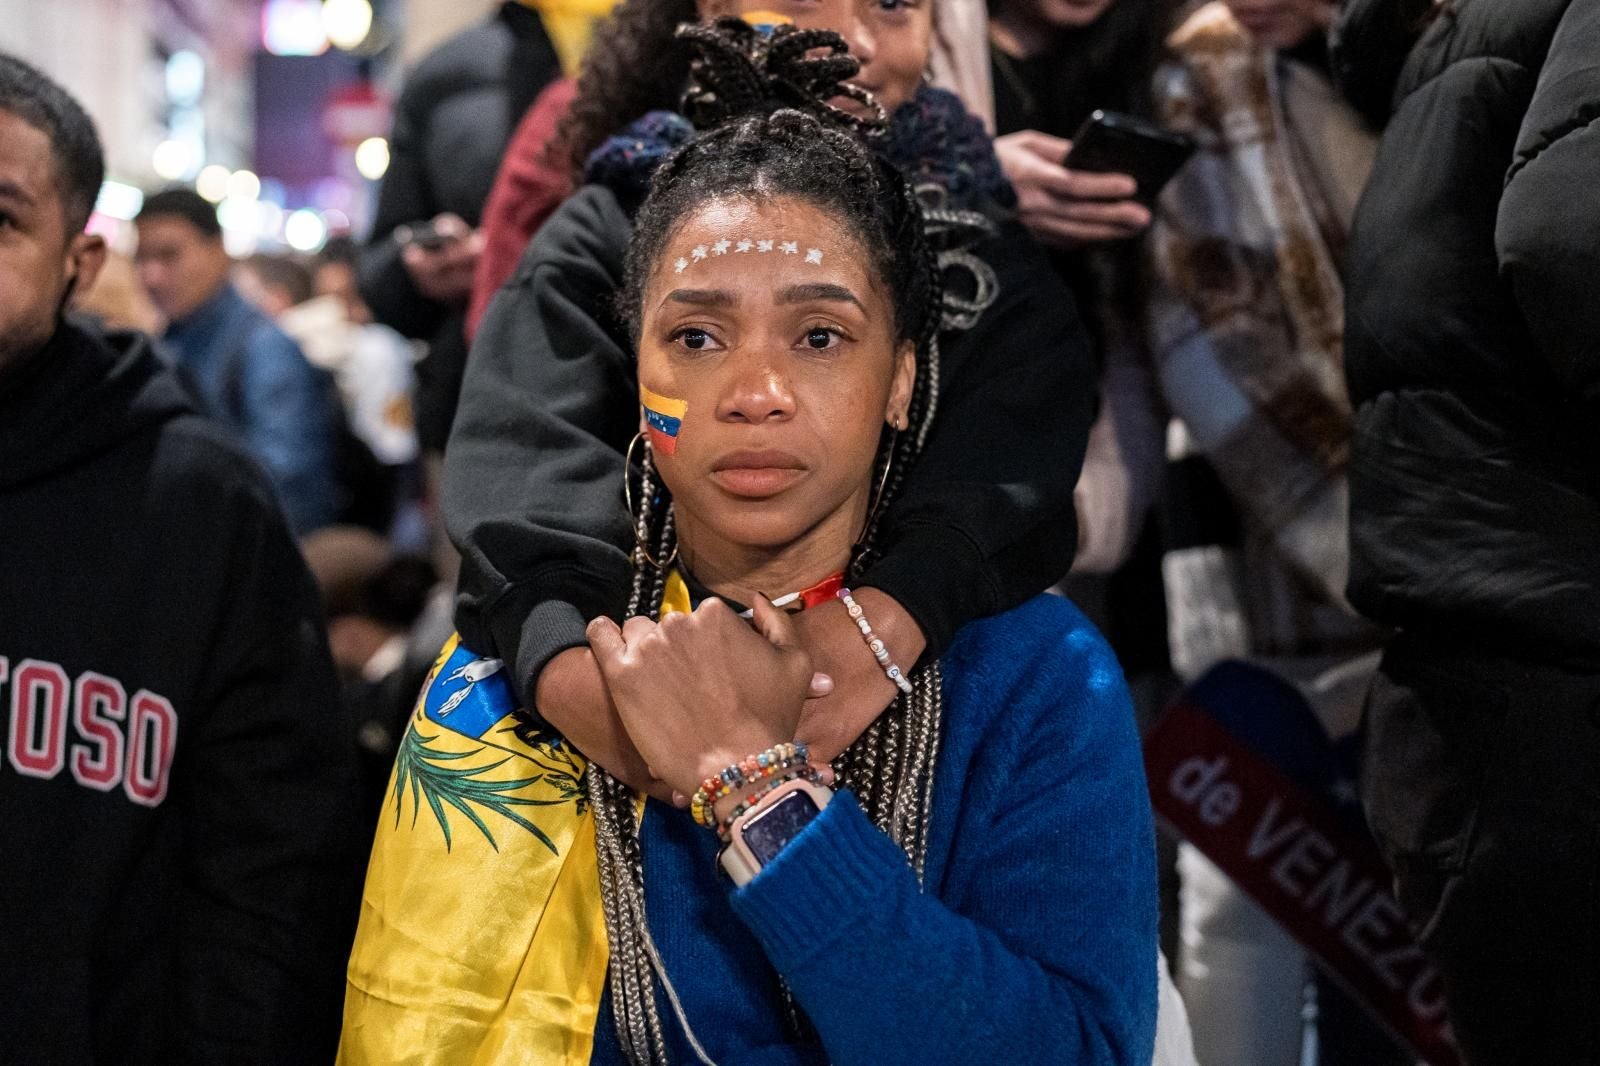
[641,385,687,457]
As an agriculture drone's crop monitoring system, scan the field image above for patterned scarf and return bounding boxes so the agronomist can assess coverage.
[1148,2,1384,675]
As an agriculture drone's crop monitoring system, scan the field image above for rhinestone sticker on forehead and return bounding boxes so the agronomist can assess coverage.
[672,238,823,273]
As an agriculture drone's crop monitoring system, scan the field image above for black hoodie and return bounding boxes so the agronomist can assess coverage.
[0,319,360,1062]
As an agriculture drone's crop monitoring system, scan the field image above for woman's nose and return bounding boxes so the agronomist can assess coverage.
[717,361,796,424]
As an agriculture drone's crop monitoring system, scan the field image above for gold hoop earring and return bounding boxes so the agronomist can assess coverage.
[624,432,679,571]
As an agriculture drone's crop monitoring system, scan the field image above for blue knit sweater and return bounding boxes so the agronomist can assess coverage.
[591,594,1159,1065]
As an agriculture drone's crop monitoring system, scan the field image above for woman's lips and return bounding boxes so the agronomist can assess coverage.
[710,450,808,498]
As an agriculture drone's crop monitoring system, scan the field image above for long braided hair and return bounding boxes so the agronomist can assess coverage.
[587,22,976,1065]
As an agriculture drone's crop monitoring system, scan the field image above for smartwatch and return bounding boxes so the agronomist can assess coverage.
[719,777,833,886]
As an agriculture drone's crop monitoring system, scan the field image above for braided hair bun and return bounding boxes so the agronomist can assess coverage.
[677,17,885,134]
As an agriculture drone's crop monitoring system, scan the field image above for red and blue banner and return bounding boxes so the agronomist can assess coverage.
[1144,661,1461,1066]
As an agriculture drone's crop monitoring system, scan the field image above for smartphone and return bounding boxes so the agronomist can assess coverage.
[1064,110,1197,206]
[394,220,453,251]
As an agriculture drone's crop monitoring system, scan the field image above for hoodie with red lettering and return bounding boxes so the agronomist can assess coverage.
[0,316,361,1064]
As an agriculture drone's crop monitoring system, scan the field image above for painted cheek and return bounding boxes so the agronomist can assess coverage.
[640,384,689,457]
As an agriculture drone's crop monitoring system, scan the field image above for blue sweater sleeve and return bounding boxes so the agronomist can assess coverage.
[729,651,1158,1066]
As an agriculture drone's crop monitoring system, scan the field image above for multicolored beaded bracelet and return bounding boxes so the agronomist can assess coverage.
[837,588,914,695]
[715,764,827,841]
[690,741,810,829]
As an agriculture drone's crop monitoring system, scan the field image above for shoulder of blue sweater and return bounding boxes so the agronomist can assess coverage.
[939,594,1131,732]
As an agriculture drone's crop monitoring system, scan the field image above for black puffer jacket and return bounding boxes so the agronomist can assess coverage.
[1336,0,1600,669]
[360,2,560,452]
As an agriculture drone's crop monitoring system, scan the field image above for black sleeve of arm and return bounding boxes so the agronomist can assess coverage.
[177,478,362,1061]
[445,187,640,702]
[360,87,450,340]
[862,223,1094,658]
[1497,0,1600,412]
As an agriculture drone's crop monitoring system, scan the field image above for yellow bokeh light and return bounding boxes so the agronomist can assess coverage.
[354,136,390,181]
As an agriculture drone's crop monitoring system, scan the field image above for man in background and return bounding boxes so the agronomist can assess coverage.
[0,53,359,1062]
[135,188,338,534]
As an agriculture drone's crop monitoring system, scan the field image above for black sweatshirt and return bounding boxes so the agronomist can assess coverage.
[445,183,1094,702]
[0,319,361,1062]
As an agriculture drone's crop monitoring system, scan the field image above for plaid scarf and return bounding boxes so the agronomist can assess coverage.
[1148,3,1380,668]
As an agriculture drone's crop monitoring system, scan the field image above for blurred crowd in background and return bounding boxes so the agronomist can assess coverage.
[3,0,1597,1063]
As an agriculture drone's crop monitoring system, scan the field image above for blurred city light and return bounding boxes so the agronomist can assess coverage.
[323,0,374,51]
[263,0,330,56]
[354,136,390,181]
[285,208,329,253]
[165,51,205,106]
[218,196,261,257]
[196,165,231,203]
[256,201,287,239]
[152,139,195,182]
[228,169,263,202]
[94,181,145,222]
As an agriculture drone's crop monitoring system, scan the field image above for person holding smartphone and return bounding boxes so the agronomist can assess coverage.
[359,2,561,486]
[985,0,1184,715]
[988,0,1174,249]
[1137,2,1411,1064]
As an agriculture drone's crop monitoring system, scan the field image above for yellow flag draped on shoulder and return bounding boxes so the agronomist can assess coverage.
[340,573,695,1064]
[339,634,607,1065]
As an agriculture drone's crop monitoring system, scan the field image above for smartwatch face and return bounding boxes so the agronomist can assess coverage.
[742,790,822,866]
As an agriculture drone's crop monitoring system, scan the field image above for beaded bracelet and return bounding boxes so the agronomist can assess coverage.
[837,588,914,695]
[690,741,810,829]
[715,764,826,841]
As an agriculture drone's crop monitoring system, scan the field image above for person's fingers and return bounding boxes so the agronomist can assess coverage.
[808,671,834,698]
[431,212,468,236]
[1022,214,1142,248]
[1036,197,1151,229]
[585,616,627,670]
[619,615,656,647]
[1014,155,1139,203]
[1057,168,1141,201]
[1007,128,1072,162]
[432,247,477,277]
[750,594,801,649]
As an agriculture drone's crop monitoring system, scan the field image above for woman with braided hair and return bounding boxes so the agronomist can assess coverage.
[446,7,1096,811]
[341,55,1157,1065]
